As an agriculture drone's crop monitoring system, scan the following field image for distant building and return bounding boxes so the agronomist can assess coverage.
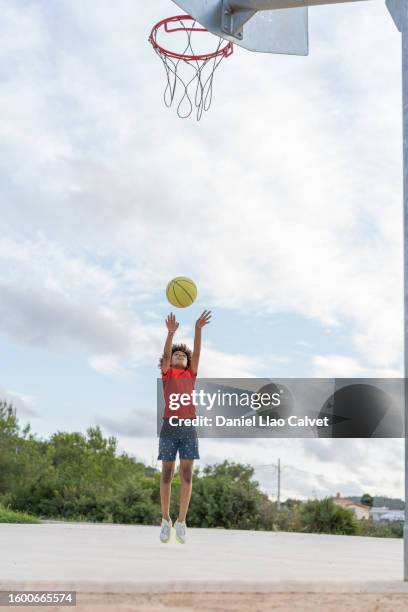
[369,506,392,522]
[332,492,370,520]
[378,510,404,523]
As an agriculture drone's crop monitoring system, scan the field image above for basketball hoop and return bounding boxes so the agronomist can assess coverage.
[149,15,233,120]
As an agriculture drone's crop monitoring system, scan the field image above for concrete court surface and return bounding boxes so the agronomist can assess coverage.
[1,520,408,593]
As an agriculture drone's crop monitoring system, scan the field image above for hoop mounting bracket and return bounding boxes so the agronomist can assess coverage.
[221,0,257,39]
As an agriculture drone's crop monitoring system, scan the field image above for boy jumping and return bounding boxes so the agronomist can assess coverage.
[158,309,211,544]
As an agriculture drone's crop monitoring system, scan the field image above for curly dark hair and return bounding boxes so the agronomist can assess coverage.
[158,343,192,370]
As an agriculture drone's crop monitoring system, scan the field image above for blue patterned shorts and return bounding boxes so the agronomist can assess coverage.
[157,418,200,461]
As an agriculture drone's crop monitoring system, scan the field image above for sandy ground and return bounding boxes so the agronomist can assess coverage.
[3,592,408,612]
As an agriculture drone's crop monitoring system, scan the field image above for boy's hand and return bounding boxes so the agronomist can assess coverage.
[195,310,212,329]
[166,312,179,334]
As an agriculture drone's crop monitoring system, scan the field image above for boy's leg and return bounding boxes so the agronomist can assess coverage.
[160,460,176,520]
[178,459,194,522]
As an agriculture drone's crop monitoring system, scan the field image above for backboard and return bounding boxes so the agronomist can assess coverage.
[170,0,309,55]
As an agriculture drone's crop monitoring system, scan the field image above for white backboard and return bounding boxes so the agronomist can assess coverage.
[170,0,309,55]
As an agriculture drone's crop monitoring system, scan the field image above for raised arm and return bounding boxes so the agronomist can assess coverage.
[161,313,179,375]
[191,310,212,375]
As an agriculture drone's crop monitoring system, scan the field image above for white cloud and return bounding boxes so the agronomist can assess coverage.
[183,340,266,378]
[0,237,168,367]
[0,0,402,374]
[191,437,404,500]
[0,386,38,418]
[0,233,280,379]
[88,354,130,378]
[311,354,403,378]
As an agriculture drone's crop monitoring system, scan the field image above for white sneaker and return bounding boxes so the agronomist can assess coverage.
[160,518,172,543]
[175,519,187,544]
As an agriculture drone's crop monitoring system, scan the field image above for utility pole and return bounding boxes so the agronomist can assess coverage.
[277,458,281,510]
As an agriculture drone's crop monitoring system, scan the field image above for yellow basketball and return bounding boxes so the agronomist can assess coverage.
[166,277,197,308]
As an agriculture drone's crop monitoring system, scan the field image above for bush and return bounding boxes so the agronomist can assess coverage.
[356,518,403,538]
[274,503,303,532]
[299,497,358,535]
[187,461,277,530]
[0,502,40,524]
[1,402,402,535]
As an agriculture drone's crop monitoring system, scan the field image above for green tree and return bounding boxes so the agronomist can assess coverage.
[360,494,374,508]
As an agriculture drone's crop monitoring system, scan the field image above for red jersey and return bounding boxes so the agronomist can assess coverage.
[162,366,197,419]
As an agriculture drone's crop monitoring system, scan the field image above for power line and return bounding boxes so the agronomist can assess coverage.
[282,463,361,487]
[254,461,360,487]
[253,460,364,503]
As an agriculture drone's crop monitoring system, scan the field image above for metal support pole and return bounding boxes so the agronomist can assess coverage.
[386,0,408,582]
[404,20,408,587]
[277,458,281,510]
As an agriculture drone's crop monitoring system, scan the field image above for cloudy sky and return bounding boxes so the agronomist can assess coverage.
[0,0,404,501]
